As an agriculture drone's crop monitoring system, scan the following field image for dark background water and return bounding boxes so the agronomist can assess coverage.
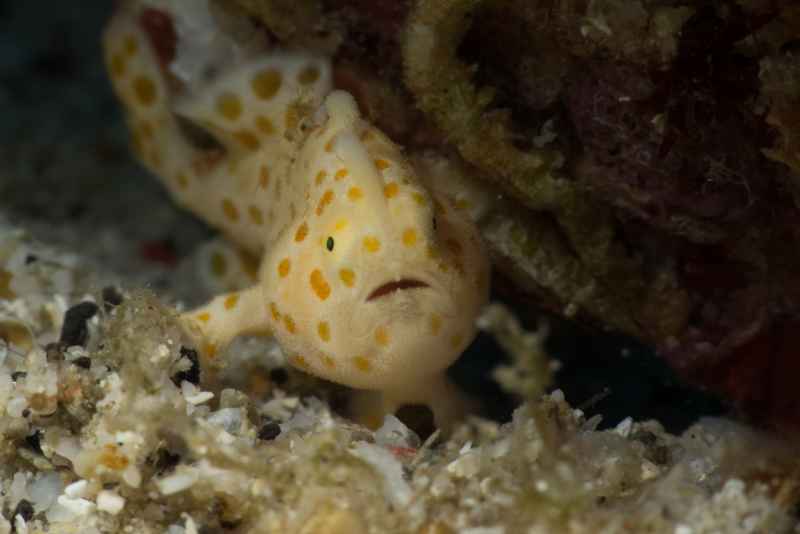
[0,0,726,432]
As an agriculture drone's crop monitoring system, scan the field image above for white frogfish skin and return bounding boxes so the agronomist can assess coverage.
[103,3,490,425]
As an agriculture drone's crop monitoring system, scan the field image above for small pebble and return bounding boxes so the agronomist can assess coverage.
[64,480,88,498]
[44,342,66,361]
[258,421,281,441]
[12,499,34,522]
[101,286,124,311]
[24,430,43,454]
[60,301,99,347]
[71,356,92,369]
[96,490,125,515]
[157,471,198,495]
[57,495,95,516]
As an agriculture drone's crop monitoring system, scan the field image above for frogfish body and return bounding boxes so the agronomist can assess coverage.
[104,2,490,427]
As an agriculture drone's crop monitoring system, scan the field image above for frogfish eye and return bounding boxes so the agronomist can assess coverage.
[326,236,334,251]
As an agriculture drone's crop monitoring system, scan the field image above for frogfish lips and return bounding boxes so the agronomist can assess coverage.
[366,278,430,301]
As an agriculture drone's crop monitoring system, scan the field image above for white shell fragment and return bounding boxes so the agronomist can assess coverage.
[96,490,125,515]
[350,442,412,508]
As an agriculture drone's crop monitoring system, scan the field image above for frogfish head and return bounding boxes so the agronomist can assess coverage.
[262,92,490,390]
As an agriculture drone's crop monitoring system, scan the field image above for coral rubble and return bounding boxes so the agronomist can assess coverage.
[1,227,799,532]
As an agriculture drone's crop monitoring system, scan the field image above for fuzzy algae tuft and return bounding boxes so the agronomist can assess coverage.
[401,0,660,337]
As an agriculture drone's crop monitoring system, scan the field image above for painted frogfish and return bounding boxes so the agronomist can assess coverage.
[103,3,490,427]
